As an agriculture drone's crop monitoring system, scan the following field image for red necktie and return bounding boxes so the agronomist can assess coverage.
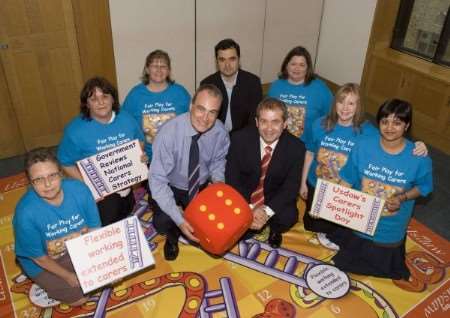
[250,145,273,207]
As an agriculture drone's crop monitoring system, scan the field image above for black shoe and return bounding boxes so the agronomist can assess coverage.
[164,239,179,261]
[268,231,282,248]
[241,230,256,241]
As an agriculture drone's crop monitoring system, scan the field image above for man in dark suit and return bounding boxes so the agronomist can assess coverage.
[200,38,262,132]
[225,97,306,248]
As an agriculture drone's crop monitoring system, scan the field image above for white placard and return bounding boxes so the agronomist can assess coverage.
[306,264,350,299]
[77,139,148,200]
[66,216,155,293]
[310,178,385,236]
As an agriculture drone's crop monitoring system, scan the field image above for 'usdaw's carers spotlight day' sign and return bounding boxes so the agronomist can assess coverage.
[77,139,148,200]
[310,179,385,236]
[66,216,154,293]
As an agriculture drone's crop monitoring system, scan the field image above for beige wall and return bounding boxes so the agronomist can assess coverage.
[195,0,266,86]
[109,0,324,100]
[261,0,324,83]
[109,0,196,102]
[109,0,376,97]
[315,0,377,85]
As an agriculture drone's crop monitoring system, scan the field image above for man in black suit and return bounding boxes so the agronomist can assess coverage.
[225,97,306,248]
[200,38,262,132]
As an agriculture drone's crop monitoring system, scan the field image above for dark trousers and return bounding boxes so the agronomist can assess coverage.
[302,183,340,234]
[152,184,207,243]
[269,205,298,234]
[97,190,135,226]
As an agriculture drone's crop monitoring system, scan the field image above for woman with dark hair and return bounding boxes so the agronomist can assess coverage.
[300,85,427,244]
[57,76,145,225]
[122,49,190,161]
[329,99,433,280]
[13,147,101,305]
[268,46,333,146]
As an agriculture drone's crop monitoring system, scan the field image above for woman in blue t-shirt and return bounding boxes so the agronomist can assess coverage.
[58,77,145,226]
[122,49,191,161]
[268,46,333,147]
[330,99,433,280]
[301,84,428,241]
[300,83,375,237]
[14,147,101,305]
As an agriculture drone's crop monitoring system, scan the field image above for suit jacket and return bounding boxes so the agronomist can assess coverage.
[225,126,306,230]
[200,69,262,132]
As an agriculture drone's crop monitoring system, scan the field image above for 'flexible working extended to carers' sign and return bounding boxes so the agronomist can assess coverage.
[310,179,384,236]
[66,216,154,293]
[77,139,148,200]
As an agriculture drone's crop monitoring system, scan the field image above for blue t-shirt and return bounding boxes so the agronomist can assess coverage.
[57,111,144,166]
[307,118,377,187]
[122,83,190,159]
[268,78,333,145]
[13,179,101,277]
[340,135,433,243]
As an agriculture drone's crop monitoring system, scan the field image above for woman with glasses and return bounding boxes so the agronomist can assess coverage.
[122,49,191,162]
[57,77,144,225]
[13,147,101,305]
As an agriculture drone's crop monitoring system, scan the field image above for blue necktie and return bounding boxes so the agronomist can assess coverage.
[188,134,201,202]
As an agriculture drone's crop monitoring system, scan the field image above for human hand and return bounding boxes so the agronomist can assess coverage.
[141,153,149,165]
[64,273,80,287]
[179,221,199,242]
[250,207,268,230]
[299,182,308,200]
[413,141,428,157]
[384,195,402,213]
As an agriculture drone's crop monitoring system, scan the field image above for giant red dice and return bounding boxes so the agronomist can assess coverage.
[184,183,253,255]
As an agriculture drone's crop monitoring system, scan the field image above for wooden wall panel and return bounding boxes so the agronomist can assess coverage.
[71,0,117,86]
[0,0,83,152]
[0,60,25,159]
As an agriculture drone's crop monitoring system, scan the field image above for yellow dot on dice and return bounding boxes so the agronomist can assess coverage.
[216,190,224,197]
[217,222,224,230]
[225,199,232,206]
[208,214,216,221]
[199,205,207,212]
[234,208,241,214]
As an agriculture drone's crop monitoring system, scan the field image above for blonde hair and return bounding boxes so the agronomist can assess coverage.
[323,83,364,132]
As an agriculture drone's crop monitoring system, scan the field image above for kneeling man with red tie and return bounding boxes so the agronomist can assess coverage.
[225,97,306,248]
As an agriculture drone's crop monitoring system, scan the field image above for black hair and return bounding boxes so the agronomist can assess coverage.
[278,46,315,84]
[214,38,240,58]
[80,77,119,120]
[376,99,412,130]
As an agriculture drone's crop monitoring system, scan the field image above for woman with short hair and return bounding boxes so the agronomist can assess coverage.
[13,147,101,305]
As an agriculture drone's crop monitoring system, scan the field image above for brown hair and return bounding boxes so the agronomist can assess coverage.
[323,83,363,132]
[80,77,119,120]
[141,49,174,85]
[279,46,315,85]
[24,147,61,180]
[256,97,288,122]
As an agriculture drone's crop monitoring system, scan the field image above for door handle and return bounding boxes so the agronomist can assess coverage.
[0,43,8,49]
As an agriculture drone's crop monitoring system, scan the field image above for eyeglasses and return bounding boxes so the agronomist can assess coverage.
[149,64,169,70]
[31,172,62,186]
